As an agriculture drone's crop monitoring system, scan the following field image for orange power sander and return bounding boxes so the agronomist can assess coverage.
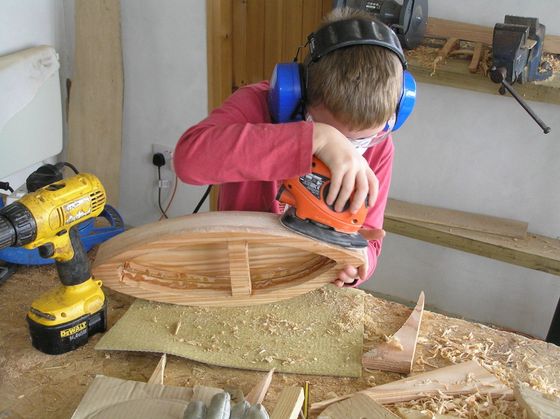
[276,157,368,248]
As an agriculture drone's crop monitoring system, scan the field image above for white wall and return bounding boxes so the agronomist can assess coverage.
[0,0,70,190]
[117,0,210,226]
[361,0,560,339]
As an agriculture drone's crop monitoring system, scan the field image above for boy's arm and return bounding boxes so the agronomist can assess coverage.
[174,83,313,185]
[348,138,394,288]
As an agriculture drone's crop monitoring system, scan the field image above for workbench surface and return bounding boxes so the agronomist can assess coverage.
[1,263,559,418]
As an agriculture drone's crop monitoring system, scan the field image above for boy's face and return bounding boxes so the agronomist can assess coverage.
[307,104,388,147]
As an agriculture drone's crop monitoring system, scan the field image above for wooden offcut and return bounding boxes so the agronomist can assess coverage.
[245,369,275,405]
[68,0,123,205]
[362,291,425,374]
[310,360,513,412]
[92,211,364,307]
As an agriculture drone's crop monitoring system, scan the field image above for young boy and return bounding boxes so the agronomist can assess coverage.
[174,8,404,288]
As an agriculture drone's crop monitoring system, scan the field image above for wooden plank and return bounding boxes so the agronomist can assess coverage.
[228,240,252,296]
[386,199,528,239]
[283,0,304,61]
[468,42,483,73]
[362,291,425,374]
[384,217,560,276]
[311,360,513,412]
[426,17,560,54]
[245,368,275,405]
[514,383,560,419]
[270,387,304,419]
[232,0,248,91]
[68,0,123,206]
[302,0,323,43]
[318,393,399,419]
[206,0,233,111]
[246,0,266,83]
[264,0,285,80]
[92,211,365,306]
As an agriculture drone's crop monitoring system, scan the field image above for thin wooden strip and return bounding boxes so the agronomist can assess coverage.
[283,0,304,61]
[228,240,252,296]
[245,368,275,405]
[386,199,528,239]
[232,0,248,90]
[469,42,483,73]
[246,0,266,83]
[264,0,285,79]
[147,354,166,385]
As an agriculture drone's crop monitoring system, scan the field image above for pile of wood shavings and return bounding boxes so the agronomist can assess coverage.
[359,297,560,418]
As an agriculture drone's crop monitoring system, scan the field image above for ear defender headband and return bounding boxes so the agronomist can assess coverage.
[269,17,416,131]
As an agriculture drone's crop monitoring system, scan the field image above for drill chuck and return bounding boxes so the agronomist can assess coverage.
[0,216,16,249]
[0,202,36,248]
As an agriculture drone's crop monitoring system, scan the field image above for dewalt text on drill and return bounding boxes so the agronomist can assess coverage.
[0,173,108,354]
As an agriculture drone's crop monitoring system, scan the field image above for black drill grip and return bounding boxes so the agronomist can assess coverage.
[55,226,91,286]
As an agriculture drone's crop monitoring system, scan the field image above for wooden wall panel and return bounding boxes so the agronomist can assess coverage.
[206,0,330,209]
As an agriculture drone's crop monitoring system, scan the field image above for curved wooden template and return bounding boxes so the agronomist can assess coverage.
[92,212,364,306]
[362,291,425,374]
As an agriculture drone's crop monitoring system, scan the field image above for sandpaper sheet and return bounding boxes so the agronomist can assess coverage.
[96,286,364,377]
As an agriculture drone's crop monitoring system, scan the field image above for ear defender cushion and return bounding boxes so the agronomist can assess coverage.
[393,70,416,131]
[269,63,304,123]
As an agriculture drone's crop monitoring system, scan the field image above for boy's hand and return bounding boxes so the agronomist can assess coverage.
[312,123,379,213]
[333,228,385,287]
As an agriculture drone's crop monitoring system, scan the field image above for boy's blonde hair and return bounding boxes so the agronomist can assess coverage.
[305,8,403,130]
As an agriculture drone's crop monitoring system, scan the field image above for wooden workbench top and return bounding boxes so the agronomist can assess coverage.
[1,263,559,418]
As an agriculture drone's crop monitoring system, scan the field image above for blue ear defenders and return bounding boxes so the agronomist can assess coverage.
[269,18,416,131]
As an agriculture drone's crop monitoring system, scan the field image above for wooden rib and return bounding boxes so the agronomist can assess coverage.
[92,212,364,306]
[228,240,252,296]
[271,387,304,419]
[147,354,166,385]
[468,42,483,74]
[318,393,399,418]
[426,17,560,55]
[245,368,275,405]
[310,360,513,412]
[362,291,425,374]
[514,383,560,419]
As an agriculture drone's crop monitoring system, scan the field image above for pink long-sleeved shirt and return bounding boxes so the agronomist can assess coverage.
[175,81,394,287]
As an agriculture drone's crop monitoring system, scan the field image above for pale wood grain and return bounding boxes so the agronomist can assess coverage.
[68,0,123,205]
[362,292,425,374]
[245,368,275,405]
[514,383,560,419]
[318,393,399,418]
[147,354,166,385]
[270,387,304,419]
[92,211,364,306]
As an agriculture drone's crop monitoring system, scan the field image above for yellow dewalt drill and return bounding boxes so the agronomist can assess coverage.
[0,173,107,354]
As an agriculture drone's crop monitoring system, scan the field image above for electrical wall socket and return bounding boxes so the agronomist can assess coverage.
[152,143,174,171]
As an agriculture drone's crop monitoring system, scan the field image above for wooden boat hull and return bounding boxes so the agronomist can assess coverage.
[92,211,365,306]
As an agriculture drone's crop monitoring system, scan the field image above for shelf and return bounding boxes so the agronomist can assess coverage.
[384,200,560,277]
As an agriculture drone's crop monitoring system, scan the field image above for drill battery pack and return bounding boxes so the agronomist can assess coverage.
[26,301,107,355]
